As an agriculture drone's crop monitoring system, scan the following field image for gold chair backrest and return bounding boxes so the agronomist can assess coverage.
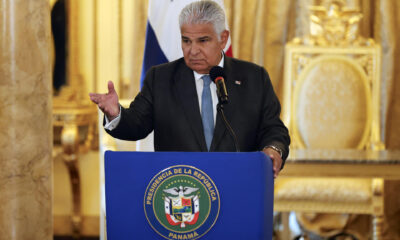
[282,45,384,150]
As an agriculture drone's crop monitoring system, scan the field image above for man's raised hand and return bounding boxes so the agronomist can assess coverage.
[89,81,120,120]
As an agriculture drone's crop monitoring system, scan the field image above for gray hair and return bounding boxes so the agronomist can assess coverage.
[179,1,226,37]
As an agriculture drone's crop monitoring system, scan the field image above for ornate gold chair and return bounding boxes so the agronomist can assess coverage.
[274,2,385,239]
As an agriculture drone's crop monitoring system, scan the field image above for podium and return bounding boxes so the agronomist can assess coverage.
[105,151,274,240]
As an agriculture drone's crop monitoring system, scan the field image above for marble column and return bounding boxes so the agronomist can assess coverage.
[0,0,53,239]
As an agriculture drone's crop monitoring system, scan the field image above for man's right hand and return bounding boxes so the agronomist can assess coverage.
[89,81,120,120]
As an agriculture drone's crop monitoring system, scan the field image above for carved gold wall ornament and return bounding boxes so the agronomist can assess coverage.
[291,0,373,47]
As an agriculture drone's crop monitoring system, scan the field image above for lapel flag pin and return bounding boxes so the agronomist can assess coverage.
[235,80,241,85]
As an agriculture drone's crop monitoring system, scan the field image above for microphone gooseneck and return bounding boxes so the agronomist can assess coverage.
[209,66,240,152]
[217,104,240,152]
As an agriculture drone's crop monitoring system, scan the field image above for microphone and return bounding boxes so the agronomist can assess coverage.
[209,66,228,104]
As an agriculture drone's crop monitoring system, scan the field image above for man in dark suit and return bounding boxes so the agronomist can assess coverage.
[89,0,290,177]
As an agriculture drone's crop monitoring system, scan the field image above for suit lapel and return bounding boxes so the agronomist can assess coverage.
[174,63,208,151]
[210,57,239,151]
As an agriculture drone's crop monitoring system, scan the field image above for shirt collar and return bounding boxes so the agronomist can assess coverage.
[193,53,225,81]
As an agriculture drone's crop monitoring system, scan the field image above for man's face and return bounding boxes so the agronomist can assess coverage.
[181,23,229,74]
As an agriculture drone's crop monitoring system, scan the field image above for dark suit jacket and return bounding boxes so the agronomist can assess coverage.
[106,56,290,160]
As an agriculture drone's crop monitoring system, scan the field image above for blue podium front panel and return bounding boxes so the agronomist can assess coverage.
[105,151,273,240]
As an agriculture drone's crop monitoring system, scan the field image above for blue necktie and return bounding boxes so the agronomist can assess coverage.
[201,75,214,150]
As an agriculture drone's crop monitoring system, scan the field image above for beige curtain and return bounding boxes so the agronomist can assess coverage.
[129,0,148,97]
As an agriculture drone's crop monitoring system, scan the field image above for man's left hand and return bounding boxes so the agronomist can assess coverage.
[262,147,283,178]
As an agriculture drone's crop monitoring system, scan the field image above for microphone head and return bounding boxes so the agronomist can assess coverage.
[209,66,225,83]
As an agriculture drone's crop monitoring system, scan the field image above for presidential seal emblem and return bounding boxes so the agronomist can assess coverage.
[144,165,220,240]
